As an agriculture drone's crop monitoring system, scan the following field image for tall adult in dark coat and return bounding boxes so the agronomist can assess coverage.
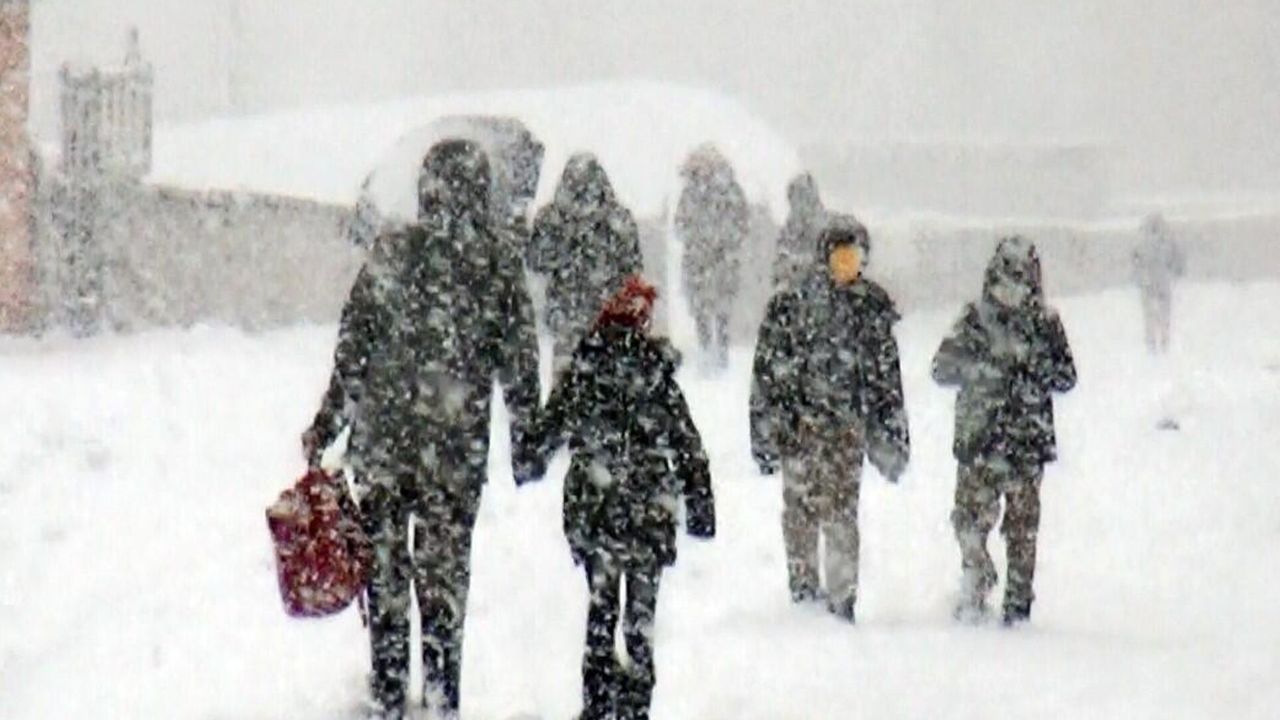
[771,172,828,290]
[527,153,643,369]
[932,236,1076,626]
[750,215,910,621]
[528,276,716,720]
[303,140,541,719]
[675,144,749,369]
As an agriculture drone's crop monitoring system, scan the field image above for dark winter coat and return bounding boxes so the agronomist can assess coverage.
[527,154,643,348]
[532,324,716,568]
[310,141,541,486]
[750,222,909,480]
[932,238,1077,465]
[676,151,749,311]
[772,173,828,289]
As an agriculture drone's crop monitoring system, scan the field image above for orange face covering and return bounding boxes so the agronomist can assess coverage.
[829,245,862,285]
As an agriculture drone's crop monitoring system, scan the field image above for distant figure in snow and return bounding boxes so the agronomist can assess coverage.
[932,237,1077,626]
[526,275,716,720]
[750,215,910,622]
[303,140,542,719]
[675,144,750,370]
[527,153,644,373]
[1132,213,1186,354]
[771,172,828,291]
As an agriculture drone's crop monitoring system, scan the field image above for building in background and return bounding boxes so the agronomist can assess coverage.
[0,0,34,332]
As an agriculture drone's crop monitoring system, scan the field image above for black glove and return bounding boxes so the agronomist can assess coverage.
[301,427,322,468]
[510,430,547,487]
[686,500,716,540]
[753,448,780,476]
[512,449,546,487]
[868,438,907,484]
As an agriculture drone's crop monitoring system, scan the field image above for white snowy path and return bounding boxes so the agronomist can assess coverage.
[2,283,1278,719]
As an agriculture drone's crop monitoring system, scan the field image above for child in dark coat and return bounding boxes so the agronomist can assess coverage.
[527,275,716,720]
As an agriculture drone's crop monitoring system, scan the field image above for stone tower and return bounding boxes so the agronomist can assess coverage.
[0,0,33,332]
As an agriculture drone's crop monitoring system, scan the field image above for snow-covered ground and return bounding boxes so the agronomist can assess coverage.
[2,281,1278,719]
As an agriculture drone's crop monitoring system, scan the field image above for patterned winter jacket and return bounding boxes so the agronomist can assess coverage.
[532,324,716,568]
[750,267,911,481]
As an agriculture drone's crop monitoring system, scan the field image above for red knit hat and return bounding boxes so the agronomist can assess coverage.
[597,275,658,330]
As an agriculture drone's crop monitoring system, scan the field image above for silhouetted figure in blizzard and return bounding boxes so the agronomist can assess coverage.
[528,153,643,370]
[750,216,910,621]
[932,237,1076,626]
[1132,213,1185,354]
[771,172,828,290]
[303,140,541,719]
[527,276,716,720]
[675,144,749,369]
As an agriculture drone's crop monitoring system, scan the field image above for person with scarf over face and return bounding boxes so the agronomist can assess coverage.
[527,153,643,371]
[303,140,542,719]
[750,215,910,623]
[525,275,716,720]
[932,237,1077,626]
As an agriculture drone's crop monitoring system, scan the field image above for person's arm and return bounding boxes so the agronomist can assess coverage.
[495,266,544,484]
[303,266,382,465]
[749,294,796,473]
[1036,310,1077,394]
[863,303,910,483]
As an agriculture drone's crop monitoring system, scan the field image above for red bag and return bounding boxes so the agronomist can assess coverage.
[266,468,370,618]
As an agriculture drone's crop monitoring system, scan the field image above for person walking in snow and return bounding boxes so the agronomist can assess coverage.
[771,172,828,291]
[303,140,542,719]
[932,236,1077,626]
[1132,213,1186,354]
[749,215,910,622]
[525,275,716,720]
[527,153,643,372]
[675,144,749,370]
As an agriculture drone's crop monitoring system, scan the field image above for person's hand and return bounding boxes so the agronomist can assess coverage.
[301,427,322,468]
[753,449,780,476]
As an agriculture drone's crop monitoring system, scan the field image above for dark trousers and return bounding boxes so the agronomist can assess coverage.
[951,458,1043,619]
[780,426,863,615]
[581,555,663,720]
[693,308,731,369]
[360,473,480,718]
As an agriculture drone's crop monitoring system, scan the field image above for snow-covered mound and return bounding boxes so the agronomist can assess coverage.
[2,282,1278,718]
[149,82,802,219]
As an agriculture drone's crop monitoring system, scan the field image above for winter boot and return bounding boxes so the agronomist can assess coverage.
[828,595,856,624]
[1002,600,1032,627]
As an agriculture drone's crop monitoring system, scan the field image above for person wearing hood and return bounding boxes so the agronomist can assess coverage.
[527,153,643,370]
[1131,213,1186,354]
[749,215,910,622]
[302,139,542,719]
[525,275,716,720]
[932,237,1077,626]
[771,172,828,290]
[675,144,750,370]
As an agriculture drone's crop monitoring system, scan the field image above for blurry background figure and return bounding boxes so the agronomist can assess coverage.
[1131,213,1186,355]
[527,152,643,372]
[771,172,827,291]
[675,143,749,371]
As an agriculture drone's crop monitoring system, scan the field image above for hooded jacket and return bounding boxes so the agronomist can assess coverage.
[750,215,909,479]
[932,237,1077,465]
[310,140,542,485]
[772,173,828,289]
[675,146,750,302]
[527,153,643,345]
[531,303,715,568]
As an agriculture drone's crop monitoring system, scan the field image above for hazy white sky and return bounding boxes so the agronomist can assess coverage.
[28,0,1280,193]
